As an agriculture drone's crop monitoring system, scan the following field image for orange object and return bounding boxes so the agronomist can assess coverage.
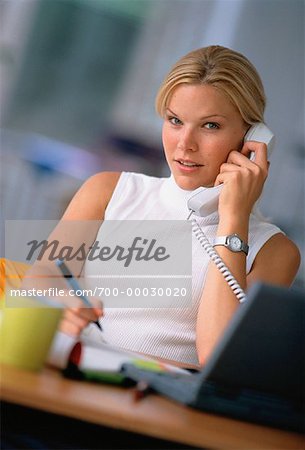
[0,258,31,298]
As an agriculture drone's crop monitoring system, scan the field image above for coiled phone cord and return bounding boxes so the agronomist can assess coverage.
[188,213,246,303]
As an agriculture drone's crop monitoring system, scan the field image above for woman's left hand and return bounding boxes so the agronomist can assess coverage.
[215,141,269,220]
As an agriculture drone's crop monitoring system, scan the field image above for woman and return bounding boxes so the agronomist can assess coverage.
[40,45,301,367]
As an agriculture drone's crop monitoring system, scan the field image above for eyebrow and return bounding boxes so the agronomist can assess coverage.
[166,108,227,120]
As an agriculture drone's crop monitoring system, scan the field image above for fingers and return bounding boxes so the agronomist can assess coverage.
[215,142,270,218]
[240,140,269,167]
[215,169,248,187]
[223,143,269,178]
[59,296,103,337]
[59,318,81,337]
[59,312,87,337]
[226,143,267,165]
[218,160,267,186]
[62,309,90,335]
[59,306,103,337]
[73,305,103,321]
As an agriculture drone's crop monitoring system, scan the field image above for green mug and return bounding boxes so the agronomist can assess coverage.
[0,296,63,371]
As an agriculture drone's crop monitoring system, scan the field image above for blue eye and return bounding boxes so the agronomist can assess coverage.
[204,122,219,129]
[169,116,182,126]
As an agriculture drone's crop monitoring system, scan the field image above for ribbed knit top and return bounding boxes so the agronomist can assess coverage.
[83,172,282,366]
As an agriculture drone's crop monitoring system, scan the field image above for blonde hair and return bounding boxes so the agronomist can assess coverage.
[155,45,266,125]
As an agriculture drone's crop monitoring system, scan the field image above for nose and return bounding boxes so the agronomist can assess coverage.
[177,128,198,152]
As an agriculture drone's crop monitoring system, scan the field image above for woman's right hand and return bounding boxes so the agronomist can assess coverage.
[59,299,103,337]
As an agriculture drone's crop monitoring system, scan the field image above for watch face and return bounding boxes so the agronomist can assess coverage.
[229,235,242,251]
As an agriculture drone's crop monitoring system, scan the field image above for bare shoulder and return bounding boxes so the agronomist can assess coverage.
[82,171,121,197]
[62,171,121,220]
[247,233,301,287]
[264,233,301,268]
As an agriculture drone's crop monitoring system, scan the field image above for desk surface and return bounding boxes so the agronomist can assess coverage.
[0,364,304,449]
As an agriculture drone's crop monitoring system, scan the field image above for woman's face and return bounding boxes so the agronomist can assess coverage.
[162,83,248,190]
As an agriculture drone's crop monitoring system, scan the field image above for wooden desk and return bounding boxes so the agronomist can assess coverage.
[0,364,304,449]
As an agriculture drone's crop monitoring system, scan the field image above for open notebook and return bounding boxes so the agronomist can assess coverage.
[47,328,189,379]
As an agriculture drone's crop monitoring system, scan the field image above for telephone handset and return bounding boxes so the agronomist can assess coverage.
[187,123,275,303]
[187,123,275,217]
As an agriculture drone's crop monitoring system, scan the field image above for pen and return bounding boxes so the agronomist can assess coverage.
[56,259,103,331]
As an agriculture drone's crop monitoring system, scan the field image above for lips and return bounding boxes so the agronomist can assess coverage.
[175,159,203,167]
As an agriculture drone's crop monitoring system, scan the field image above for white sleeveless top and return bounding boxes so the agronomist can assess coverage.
[83,172,282,366]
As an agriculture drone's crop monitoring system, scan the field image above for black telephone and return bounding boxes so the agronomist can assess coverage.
[187,123,275,217]
[187,123,275,303]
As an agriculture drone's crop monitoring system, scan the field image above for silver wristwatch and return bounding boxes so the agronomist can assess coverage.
[213,234,249,255]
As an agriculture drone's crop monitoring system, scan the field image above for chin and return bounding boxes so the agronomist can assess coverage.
[173,174,208,191]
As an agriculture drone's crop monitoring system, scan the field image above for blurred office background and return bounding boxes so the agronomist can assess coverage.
[0,0,304,286]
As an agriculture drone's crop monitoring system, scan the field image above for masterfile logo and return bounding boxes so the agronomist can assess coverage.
[26,236,170,267]
[5,220,192,308]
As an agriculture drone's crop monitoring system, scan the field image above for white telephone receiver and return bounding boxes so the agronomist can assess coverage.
[187,123,275,217]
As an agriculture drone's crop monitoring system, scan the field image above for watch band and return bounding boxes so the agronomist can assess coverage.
[213,234,249,255]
